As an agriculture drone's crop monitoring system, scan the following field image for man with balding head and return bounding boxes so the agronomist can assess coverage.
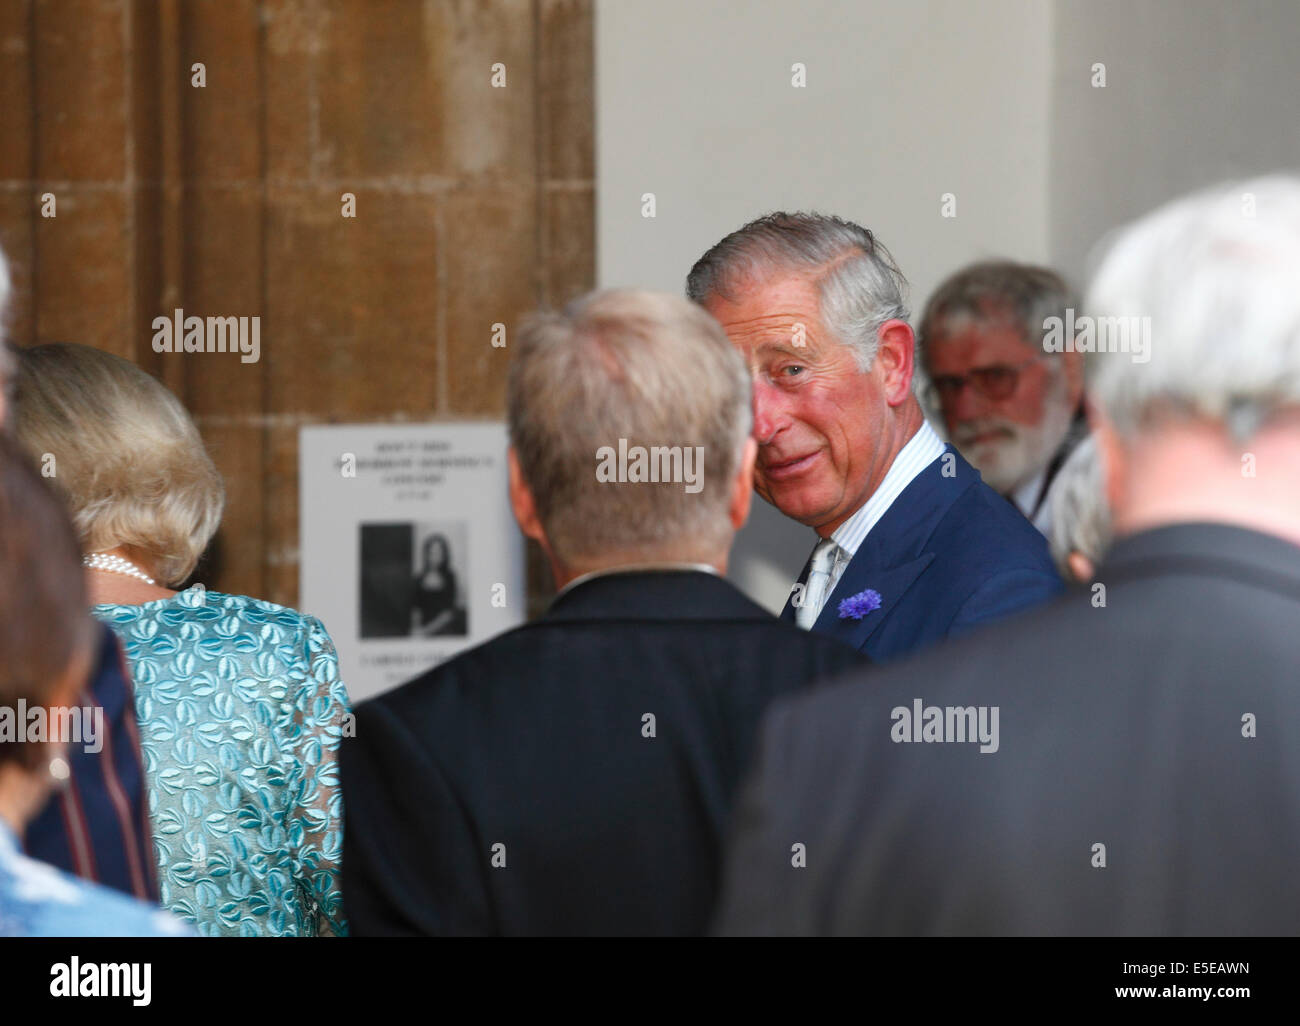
[341,288,864,936]
[688,214,1061,662]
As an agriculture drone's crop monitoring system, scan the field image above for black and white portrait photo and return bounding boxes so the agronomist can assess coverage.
[358,521,469,639]
[409,522,469,637]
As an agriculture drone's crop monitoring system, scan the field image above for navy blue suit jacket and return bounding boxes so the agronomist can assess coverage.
[341,570,866,936]
[780,445,1062,661]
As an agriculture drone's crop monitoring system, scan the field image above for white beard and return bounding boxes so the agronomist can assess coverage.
[954,376,1075,495]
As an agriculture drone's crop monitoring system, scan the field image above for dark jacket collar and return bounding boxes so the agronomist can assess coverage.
[1101,522,1300,596]
[545,568,773,623]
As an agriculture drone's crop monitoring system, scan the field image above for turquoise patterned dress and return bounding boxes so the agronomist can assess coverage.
[93,586,351,937]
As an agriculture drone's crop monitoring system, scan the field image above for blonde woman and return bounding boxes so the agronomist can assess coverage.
[14,343,350,937]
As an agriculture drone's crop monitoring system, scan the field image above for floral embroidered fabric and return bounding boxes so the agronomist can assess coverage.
[94,586,351,937]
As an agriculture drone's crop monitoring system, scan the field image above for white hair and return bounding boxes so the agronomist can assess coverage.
[1047,435,1110,577]
[1085,175,1300,442]
[686,212,910,371]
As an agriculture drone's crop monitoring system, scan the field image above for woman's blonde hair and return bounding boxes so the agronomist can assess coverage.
[13,343,225,586]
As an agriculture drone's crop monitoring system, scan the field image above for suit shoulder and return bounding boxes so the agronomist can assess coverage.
[361,608,867,723]
[357,620,543,719]
[928,478,1057,576]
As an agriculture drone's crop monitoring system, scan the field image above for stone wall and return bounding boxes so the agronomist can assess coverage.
[0,0,594,612]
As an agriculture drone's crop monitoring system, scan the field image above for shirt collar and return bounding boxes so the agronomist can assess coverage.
[829,419,947,559]
[1011,467,1048,517]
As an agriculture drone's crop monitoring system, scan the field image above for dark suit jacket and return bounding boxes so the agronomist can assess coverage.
[341,569,866,936]
[780,444,1061,661]
[715,523,1300,935]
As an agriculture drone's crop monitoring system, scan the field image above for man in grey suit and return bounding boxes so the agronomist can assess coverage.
[713,176,1300,935]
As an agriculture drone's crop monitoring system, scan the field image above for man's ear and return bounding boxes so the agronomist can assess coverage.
[508,448,547,544]
[728,437,757,530]
[874,319,916,405]
[1066,551,1095,585]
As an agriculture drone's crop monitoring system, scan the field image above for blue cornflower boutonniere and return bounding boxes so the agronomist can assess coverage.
[838,588,882,620]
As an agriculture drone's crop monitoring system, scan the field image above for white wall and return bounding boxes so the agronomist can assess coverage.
[1050,0,1300,282]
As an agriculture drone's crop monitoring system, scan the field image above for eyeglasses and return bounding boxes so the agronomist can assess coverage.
[925,355,1047,406]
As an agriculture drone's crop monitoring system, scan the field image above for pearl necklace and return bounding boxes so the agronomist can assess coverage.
[83,552,157,586]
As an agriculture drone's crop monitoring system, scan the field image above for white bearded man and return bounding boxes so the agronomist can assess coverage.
[918,261,1088,536]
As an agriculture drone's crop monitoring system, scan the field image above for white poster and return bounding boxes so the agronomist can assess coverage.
[299,422,525,703]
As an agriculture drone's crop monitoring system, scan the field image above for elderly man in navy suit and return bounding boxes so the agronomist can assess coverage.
[687,213,1061,662]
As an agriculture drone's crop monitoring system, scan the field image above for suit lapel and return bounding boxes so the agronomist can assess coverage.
[779,445,979,638]
[805,444,976,648]
[813,549,935,650]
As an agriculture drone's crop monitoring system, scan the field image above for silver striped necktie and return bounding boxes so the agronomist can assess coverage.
[795,537,839,629]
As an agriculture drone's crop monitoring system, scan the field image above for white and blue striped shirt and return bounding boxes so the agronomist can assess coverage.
[820,419,947,594]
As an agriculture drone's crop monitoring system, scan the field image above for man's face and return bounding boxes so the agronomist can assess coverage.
[925,317,1075,493]
[703,275,893,534]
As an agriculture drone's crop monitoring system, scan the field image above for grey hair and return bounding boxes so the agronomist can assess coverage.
[507,288,752,568]
[685,212,910,371]
[917,260,1079,365]
[1085,175,1300,443]
[1047,435,1110,578]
